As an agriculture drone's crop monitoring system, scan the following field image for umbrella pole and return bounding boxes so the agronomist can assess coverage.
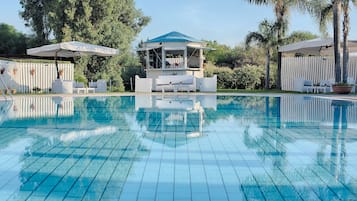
[55,52,60,79]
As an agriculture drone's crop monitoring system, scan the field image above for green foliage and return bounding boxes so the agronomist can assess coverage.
[0,23,27,54]
[20,0,56,45]
[233,65,264,89]
[20,0,150,91]
[214,67,234,89]
[120,53,145,91]
[204,40,265,68]
[121,66,145,91]
[283,31,317,44]
[205,63,268,90]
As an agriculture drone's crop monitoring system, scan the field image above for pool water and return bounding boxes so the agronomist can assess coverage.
[0,95,357,201]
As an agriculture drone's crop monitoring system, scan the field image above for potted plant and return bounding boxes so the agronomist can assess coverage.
[13,68,18,75]
[332,82,353,94]
[59,69,64,77]
[30,68,35,76]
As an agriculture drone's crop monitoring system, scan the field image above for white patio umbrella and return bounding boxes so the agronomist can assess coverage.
[27,41,119,79]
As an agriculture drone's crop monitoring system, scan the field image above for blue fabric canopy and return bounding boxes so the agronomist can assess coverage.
[146,31,201,43]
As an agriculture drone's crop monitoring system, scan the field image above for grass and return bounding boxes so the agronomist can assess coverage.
[217,88,296,93]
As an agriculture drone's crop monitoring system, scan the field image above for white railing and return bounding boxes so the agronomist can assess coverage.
[165,58,184,69]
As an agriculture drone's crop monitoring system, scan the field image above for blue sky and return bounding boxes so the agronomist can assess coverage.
[1,0,357,47]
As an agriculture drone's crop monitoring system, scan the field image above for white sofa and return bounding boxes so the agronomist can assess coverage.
[155,75,196,92]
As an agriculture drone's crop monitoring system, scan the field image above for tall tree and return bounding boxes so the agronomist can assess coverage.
[341,0,357,83]
[20,0,150,91]
[246,0,307,89]
[20,0,56,45]
[333,0,342,83]
[246,20,278,89]
[0,23,27,54]
[306,0,357,83]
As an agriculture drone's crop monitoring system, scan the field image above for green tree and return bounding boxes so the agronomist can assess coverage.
[306,0,357,83]
[0,23,27,54]
[20,0,150,91]
[19,0,56,45]
[204,41,265,68]
[246,20,277,89]
[204,41,234,67]
[246,0,308,89]
[283,31,317,44]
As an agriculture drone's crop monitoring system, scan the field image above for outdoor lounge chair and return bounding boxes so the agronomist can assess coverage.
[73,82,87,94]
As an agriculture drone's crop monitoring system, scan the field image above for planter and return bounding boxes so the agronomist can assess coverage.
[332,85,352,94]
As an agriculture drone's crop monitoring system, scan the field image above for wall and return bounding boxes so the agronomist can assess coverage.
[281,56,357,91]
[0,60,74,93]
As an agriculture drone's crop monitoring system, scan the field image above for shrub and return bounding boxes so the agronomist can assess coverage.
[121,66,145,91]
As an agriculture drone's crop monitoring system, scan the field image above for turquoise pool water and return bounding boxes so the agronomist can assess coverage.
[0,95,357,201]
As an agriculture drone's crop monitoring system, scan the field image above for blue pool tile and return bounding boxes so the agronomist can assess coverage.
[156,192,173,201]
[1,95,357,201]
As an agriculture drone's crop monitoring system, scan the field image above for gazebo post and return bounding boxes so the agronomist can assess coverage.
[162,48,165,69]
[277,52,282,90]
[146,49,150,69]
[199,49,203,68]
[184,47,188,69]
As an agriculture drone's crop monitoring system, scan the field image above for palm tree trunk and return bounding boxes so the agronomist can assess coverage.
[265,48,270,89]
[333,0,342,83]
[342,0,349,83]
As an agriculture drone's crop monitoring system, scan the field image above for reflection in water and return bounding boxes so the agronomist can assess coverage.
[134,95,216,147]
[0,95,357,200]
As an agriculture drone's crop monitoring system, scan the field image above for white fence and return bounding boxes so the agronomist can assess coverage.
[281,56,357,91]
[0,60,74,93]
[281,95,357,124]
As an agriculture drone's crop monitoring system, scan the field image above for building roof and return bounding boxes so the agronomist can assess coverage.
[145,31,202,43]
[279,37,357,55]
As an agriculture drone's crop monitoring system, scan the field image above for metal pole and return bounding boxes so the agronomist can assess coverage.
[130,77,133,91]
[55,52,60,79]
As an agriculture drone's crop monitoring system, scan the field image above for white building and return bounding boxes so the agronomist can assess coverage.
[136,31,217,92]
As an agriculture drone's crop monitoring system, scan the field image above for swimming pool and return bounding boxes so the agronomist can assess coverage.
[0,95,357,201]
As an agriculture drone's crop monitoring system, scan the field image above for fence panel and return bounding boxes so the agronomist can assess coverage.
[282,56,357,91]
[0,60,74,93]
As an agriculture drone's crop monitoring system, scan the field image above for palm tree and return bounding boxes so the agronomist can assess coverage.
[341,0,357,82]
[334,0,342,83]
[246,0,308,89]
[246,20,278,89]
[307,0,357,83]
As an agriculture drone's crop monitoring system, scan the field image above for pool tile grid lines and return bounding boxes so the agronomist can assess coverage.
[245,128,326,201]
[59,133,123,201]
[0,137,66,200]
[94,132,144,201]
[257,127,356,201]
[11,133,109,201]
[240,128,321,201]
[6,131,114,199]
[120,132,162,201]
[71,132,138,200]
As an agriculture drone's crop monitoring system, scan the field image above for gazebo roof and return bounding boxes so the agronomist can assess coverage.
[145,31,202,43]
